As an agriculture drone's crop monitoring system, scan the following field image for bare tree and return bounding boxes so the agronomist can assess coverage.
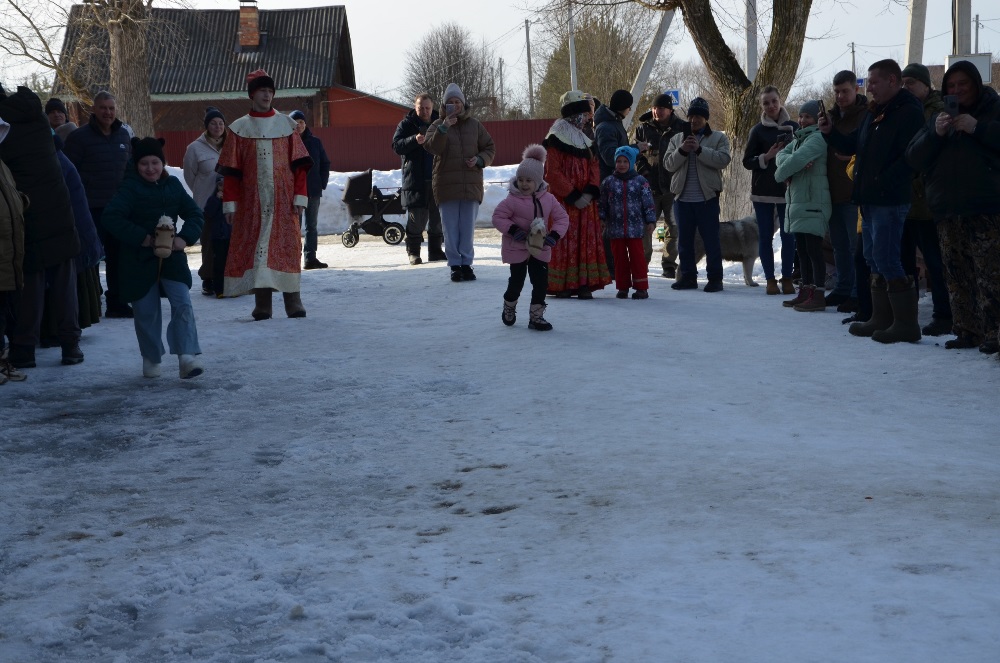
[402,22,501,119]
[0,0,177,137]
[532,0,677,116]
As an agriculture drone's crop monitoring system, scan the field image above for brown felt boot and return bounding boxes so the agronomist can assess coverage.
[849,274,892,337]
[251,288,272,321]
[782,284,811,308]
[766,278,780,295]
[780,277,796,295]
[283,291,307,318]
[872,277,921,344]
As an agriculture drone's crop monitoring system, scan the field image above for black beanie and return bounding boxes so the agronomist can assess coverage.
[688,97,710,120]
[131,137,166,164]
[45,97,68,116]
[609,89,634,113]
[653,93,674,109]
[204,106,225,128]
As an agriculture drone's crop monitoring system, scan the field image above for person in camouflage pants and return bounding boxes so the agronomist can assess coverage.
[937,215,1000,350]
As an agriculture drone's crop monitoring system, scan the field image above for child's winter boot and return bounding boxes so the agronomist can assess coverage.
[528,303,553,331]
[502,298,517,326]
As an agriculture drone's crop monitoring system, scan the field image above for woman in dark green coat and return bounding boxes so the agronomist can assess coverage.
[101,137,205,379]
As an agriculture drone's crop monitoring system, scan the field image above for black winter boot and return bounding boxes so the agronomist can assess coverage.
[61,342,85,365]
[427,235,447,262]
[405,237,423,265]
[849,275,892,338]
[528,303,553,331]
[8,344,35,369]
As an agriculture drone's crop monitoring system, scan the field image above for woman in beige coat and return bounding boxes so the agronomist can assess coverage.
[424,83,496,282]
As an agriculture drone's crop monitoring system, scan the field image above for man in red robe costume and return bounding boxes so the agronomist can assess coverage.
[217,69,312,320]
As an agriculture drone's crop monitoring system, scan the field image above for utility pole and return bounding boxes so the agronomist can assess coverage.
[498,58,504,114]
[525,19,534,118]
[905,0,927,65]
[975,13,980,53]
[623,9,675,130]
[568,2,578,90]
[953,0,972,55]
[746,0,758,82]
[850,42,856,74]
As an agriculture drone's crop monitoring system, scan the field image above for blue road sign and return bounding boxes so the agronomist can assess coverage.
[856,77,866,89]
[666,89,680,106]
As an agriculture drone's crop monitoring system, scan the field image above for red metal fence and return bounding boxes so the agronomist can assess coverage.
[159,118,558,173]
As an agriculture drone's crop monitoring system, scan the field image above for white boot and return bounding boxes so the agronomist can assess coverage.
[142,357,161,378]
[179,354,203,379]
[502,297,517,326]
[528,303,553,331]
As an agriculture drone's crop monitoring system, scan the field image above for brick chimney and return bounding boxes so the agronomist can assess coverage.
[239,0,260,49]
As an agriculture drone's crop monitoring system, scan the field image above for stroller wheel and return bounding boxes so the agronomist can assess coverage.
[383,223,405,245]
[342,231,358,248]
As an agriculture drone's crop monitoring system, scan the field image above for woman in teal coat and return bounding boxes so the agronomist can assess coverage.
[101,137,205,379]
[774,100,832,312]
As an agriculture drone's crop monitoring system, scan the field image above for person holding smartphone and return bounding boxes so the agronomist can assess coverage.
[741,85,799,295]
[423,83,496,282]
[906,60,1000,355]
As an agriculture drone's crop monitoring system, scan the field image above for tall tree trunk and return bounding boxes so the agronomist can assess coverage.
[671,0,813,219]
[106,0,154,137]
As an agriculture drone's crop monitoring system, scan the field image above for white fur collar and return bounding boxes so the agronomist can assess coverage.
[546,118,592,150]
[760,107,791,128]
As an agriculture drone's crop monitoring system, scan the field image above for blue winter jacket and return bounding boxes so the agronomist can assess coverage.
[55,141,102,271]
[598,170,657,239]
[300,128,330,198]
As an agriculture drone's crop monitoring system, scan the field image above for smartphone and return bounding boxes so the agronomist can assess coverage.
[775,127,793,146]
[445,103,458,116]
[816,99,827,119]
[943,95,959,117]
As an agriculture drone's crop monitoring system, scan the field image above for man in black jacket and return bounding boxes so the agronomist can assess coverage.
[632,93,687,276]
[392,93,443,265]
[290,111,331,270]
[64,90,132,318]
[820,59,926,344]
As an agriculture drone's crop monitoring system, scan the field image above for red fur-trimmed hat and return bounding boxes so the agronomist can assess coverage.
[246,69,275,97]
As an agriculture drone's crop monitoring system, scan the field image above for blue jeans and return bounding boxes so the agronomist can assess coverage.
[752,201,793,280]
[675,197,722,282]
[438,199,479,266]
[860,204,910,279]
[131,279,201,363]
[301,196,321,260]
[828,203,858,297]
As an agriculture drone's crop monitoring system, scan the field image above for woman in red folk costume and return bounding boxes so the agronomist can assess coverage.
[543,90,611,298]
[216,69,312,320]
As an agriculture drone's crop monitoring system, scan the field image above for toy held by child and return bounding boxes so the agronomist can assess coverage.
[491,144,570,330]
[598,146,657,299]
[100,137,206,379]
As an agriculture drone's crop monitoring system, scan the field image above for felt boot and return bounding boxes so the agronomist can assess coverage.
[849,274,892,337]
[283,292,307,318]
[179,354,204,379]
[765,278,780,295]
[502,298,517,326]
[528,303,553,331]
[783,284,812,308]
[251,289,272,321]
[872,277,921,344]
[780,277,796,294]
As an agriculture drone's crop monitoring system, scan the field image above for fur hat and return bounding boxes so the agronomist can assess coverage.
[614,145,639,171]
[609,89,634,113]
[798,100,821,119]
[131,136,166,164]
[203,106,225,128]
[515,144,546,186]
[653,93,674,109]
[560,90,592,118]
[45,97,68,116]
[442,83,466,107]
[901,63,932,89]
[688,97,710,120]
[246,69,275,97]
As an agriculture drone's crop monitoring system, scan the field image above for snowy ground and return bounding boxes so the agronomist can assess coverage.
[2,188,999,662]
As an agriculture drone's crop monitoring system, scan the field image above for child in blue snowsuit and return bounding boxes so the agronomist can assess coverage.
[599,146,657,299]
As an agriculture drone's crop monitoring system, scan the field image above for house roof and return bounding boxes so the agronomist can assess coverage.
[55,4,355,98]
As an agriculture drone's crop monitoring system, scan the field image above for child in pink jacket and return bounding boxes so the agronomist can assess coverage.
[492,144,570,331]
